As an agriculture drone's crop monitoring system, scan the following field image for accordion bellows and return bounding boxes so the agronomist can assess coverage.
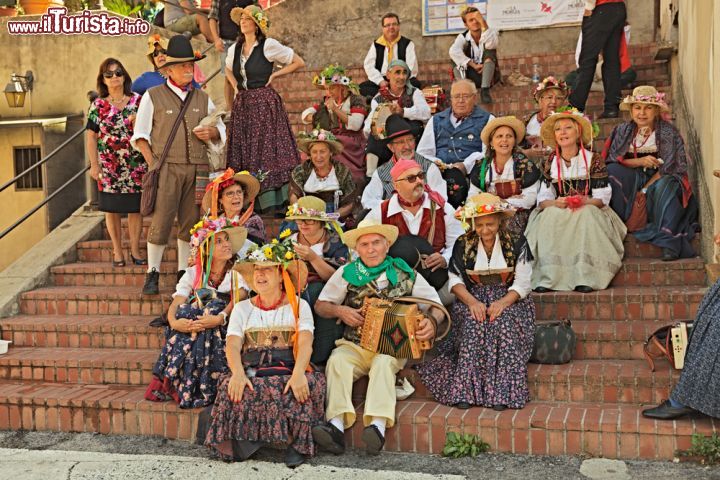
[359,297,432,359]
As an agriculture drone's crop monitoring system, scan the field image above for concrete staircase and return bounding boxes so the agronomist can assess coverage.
[1,44,717,460]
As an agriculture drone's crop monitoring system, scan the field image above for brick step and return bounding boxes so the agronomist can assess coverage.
[610,257,706,287]
[533,285,705,322]
[0,315,163,350]
[0,347,157,385]
[51,262,180,287]
[624,234,701,259]
[571,319,673,361]
[19,286,173,317]
[1,379,715,460]
[101,218,283,244]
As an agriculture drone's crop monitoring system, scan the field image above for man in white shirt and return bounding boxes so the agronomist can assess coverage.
[449,6,499,104]
[312,218,444,456]
[131,36,226,295]
[359,12,420,100]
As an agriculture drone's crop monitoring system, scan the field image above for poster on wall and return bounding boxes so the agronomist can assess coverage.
[422,0,488,36]
[486,0,584,30]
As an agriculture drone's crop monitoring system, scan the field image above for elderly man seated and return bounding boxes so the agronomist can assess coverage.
[312,218,444,456]
[364,59,432,174]
[417,79,495,207]
[361,115,446,211]
[365,159,463,301]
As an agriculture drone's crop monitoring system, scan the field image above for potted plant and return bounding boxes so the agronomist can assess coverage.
[19,0,62,15]
[0,0,18,17]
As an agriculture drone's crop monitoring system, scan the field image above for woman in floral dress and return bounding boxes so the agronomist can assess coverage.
[86,58,147,267]
[144,219,249,409]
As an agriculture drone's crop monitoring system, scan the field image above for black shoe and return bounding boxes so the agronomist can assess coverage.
[642,400,694,420]
[231,439,264,461]
[599,109,619,119]
[311,422,345,455]
[481,88,493,104]
[493,405,507,411]
[176,269,186,283]
[533,286,553,293]
[142,268,160,295]
[574,285,594,293]
[662,248,679,261]
[361,425,385,455]
[455,402,471,410]
[130,254,148,266]
[284,446,306,468]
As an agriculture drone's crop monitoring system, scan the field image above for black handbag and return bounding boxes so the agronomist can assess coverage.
[243,348,296,377]
[529,319,576,364]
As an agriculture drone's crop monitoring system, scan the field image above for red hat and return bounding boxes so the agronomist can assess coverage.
[390,159,421,181]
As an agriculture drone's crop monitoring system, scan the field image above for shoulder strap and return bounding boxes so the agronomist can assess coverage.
[155,87,196,171]
[393,296,452,341]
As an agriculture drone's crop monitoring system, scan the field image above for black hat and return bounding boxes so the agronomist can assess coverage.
[163,35,206,68]
[442,167,469,209]
[384,114,414,142]
[389,234,449,290]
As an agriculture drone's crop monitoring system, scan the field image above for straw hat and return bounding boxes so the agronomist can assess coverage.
[146,34,169,59]
[455,193,515,223]
[233,255,308,293]
[481,116,526,147]
[296,129,343,156]
[285,196,338,222]
[201,170,261,212]
[532,76,568,101]
[312,64,359,95]
[342,218,398,250]
[189,217,248,259]
[540,108,593,148]
[230,5,270,36]
[620,85,669,112]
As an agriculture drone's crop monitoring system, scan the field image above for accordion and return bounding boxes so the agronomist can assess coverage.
[358,296,451,359]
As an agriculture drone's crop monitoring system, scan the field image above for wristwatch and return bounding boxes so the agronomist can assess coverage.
[218,311,228,326]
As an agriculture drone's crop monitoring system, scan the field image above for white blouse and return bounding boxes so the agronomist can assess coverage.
[301,96,366,132]
[632,129,658,154]
[303,167,340,193]
[467,158,539,210]
[536,149,612,206]
[225,38,294,90]
[226,298,314,341]
[525,113,542,137]
[448,233,532,299]
[289,232,324,257]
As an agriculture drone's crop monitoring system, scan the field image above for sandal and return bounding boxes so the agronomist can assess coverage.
[112,259,126,267]
[130,254,148,266]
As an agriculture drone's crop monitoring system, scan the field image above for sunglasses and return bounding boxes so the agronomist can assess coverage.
[153,49,167,58]
[397,172,425,183]
[102,69,124,78]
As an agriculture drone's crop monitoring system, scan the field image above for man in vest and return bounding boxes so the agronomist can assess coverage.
[360,12,420,100]
[312,218,443,456]
[448,6,499,104]
[132,35,226,295]
[361,115,446,211]
[568,0,627,118]
[365,159,463,297]
[208,0,254,110]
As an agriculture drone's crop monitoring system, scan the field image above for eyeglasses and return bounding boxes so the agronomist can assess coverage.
[383,22,399,28]
[390,137,415,147]
[152,49,167,58]
[102,69,124,78]
[451,94,475,101]
[396,172,425,183]
[222,189,244,198]
[540,94,566,101]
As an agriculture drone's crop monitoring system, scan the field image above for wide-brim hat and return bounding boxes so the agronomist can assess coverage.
[296,131,344,156]
[383,114,414,143]
[343,218,398,250]
[533,76,568,101]
[146,34,169,56]
[619,85,669,112]
[457,193,515,221]
[285,196,334,222]
[230,5,269,36]
[481,116,526,147]
[540,109,593,148]
[163,35,206,68]
[233,259,308,293]
[201,171,261,212]
[192,224,248,255]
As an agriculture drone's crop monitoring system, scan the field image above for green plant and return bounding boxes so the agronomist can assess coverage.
[442,432,490,458]
[104,0,142,17]
[682,433,720,464]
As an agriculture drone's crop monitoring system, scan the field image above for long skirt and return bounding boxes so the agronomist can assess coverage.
[525,205,627,291]
[416,283,535,408]
[145,298,229,409]
[226,86,300,210]
[333,128,367,186]
[671,279,720,418]
[204,371,327,459]
[608,164,698,258]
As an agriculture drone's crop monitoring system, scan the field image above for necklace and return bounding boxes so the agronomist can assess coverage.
[253,292,285,311]
[555,148,590,197]
[109,94,125,104]
[300,230,326,246]
[632,126,655,158]
[314,167,332,181]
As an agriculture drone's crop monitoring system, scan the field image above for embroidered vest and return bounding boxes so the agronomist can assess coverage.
[432,106,491,164]
[232,38,273,89]
[373,36,411,73]
[380,198,446,253]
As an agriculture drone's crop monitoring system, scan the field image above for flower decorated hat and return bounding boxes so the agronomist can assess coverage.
[312,64,359,95]
[455,193,515,229]
[620,85,669,112]
[189,216,248,290]
[532,76,568,101]
[296,129,344,155]
[146,34,169,64]
[201,168,261,218]
[480,116,526,147]
[230,5,270,35]
[540,106,597,148]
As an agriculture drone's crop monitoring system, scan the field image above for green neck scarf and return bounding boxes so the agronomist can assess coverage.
[342,255,415,287]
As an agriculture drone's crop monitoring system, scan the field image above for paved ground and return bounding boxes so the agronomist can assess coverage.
[0,431,718,479]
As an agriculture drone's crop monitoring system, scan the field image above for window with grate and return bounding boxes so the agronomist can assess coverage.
[13,146,43,190]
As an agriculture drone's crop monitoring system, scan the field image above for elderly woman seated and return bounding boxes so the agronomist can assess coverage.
[520,76,568,161]
[603,86,698,261]
[525,109,626,293]
[201,169,266,244]
[417,193,535,411]
[301,64,368,188]
[284,196,349,365]
[145,220,248,408]
[289,130,359,226]
[203,242,325,468]
[468,116,542,235]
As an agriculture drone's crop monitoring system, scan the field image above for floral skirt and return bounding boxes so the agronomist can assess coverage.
[416,283,535,409]
[204,371,326,459]
[145,298,228,409]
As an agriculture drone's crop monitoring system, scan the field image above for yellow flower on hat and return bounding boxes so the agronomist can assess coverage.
[263,247,273,259]
[271,238,279,244]
[280,228,292,239]
[285,251,294,260]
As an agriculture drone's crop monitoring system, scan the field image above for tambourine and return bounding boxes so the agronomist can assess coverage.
[369,103,395,140]
[422,85,444,114]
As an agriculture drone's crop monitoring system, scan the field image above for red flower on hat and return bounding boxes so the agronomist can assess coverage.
[194,51,201,59]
